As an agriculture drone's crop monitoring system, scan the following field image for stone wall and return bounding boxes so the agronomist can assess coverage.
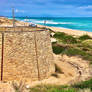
[0,30,55,82]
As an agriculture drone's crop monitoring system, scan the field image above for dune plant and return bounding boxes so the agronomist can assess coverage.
[53,32,78,44]
[79,35,92,41]
[72,79,92,90]
[29,79,92,92]
[30,85,75,92]
[52,45,65,54]
[12,81,27,92]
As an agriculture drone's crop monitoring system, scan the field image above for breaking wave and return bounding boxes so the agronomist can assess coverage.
[23,19,75,25]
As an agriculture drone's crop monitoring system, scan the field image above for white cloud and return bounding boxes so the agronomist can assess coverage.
[79,5,92,9]
[5,9,25,13]
[15,9,25,13]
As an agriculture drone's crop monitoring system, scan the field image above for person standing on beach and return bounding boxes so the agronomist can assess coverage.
[44,20,46,26]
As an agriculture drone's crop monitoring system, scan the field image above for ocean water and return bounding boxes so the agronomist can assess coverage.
[14,17,92,32]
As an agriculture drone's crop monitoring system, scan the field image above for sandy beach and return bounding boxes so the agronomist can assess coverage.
[0,17,92,37]
[38,24,92,37]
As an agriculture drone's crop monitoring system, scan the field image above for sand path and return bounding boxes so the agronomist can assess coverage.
[26,54,91,87]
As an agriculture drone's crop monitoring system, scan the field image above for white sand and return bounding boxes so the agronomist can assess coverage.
[38,25,92,37]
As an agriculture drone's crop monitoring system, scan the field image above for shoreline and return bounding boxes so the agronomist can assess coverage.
[37,24,92,36]
[9,17,92,37]
[7,17,92,37]
[0,17,92,37]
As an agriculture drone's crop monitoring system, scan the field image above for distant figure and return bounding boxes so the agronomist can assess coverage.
[26,16,28,22]
[44,20,46,26]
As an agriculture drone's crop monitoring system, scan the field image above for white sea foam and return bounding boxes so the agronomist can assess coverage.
[9,17,91,32]
[18,18,77,25]
[25,19,44,23]
[26,19,76,25]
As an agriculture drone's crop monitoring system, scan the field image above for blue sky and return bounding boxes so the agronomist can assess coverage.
[1,0,92,17]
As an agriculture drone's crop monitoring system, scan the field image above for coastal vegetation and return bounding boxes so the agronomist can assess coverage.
[29,79,92,92]
[79,35,92,41]
[13,78,92,92]
[53,32,78,44]
[52,32,92,63]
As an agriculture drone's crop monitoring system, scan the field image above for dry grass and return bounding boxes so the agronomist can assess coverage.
[12,81,28,92]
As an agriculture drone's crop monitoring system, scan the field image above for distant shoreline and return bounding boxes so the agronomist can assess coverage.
[8,17,92,36]
[37,24,92,37]
[1,17,92,37]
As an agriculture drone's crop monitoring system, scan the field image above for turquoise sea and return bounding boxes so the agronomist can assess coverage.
[13,17,92,32]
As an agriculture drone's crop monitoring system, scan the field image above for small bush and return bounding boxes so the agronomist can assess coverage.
[52,45,65,54]
[29,79,92,92]
[30,85,75,92]
[82,40,92,48]
[79,35,92,41]
[62,48,92,61]
[52,45,92,62]
[12,81,26,92]
[53,32,66,39]
[62,35,77,44]
[53,32,77,44]
[52,42,57,45]
[72,79,92,90]
[47,88,76,92]
[62,48,85,56]
[52,32,92,63]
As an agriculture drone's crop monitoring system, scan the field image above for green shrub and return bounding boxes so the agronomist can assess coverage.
[62,35,77,44]
[53,32,77,44]
[72,79,92,90]
[52,43,92,62]
[52,42,57,45]
[82,40,92,48]
[62,48,92,62]
[62,48,85,56]
[30,85,76,92]
[52,33,92,63]
[47,88,76,92]
[52,45,65,54]
[79,35,92,41]
[53,32,66,39]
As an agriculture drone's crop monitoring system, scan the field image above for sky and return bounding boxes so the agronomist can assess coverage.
[0,0,92,17]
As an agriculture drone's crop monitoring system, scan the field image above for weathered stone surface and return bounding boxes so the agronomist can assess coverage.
[0,82,15,92]
[35,31,54,80]
[0,34,2,81]
[0,30,55,82]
